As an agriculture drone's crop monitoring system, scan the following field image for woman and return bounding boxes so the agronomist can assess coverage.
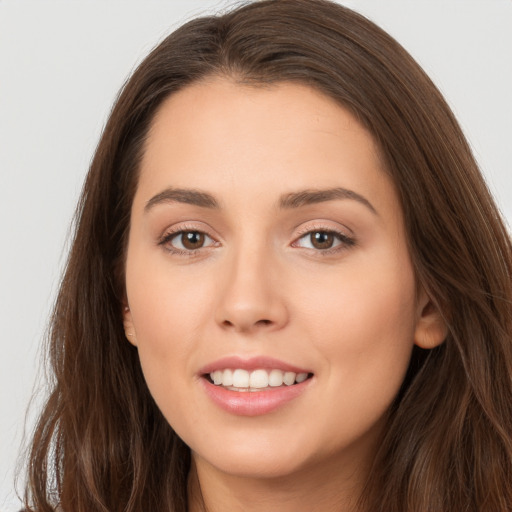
[23,0,512,511]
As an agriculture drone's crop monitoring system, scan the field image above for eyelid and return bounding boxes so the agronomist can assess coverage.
[294,220,354,238]
[157,222,220,255]
[156,220,355,256]
[291,222,356,253]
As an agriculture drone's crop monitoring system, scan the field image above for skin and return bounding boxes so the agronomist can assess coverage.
[123,78,446,512]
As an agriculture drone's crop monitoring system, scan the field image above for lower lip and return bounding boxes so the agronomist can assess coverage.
[201,377,312,416]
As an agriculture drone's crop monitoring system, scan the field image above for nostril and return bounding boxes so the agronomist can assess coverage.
[219,313,282,332]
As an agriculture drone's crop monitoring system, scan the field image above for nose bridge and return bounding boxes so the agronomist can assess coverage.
[215,234,288,333]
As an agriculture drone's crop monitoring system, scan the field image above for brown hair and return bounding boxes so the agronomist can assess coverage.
[23,1,512,511]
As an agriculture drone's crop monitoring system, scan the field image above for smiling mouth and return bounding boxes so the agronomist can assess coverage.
[204,368,314,392]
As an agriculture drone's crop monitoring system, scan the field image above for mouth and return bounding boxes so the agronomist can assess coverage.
[204,368,313,392]
[199,356,314,415]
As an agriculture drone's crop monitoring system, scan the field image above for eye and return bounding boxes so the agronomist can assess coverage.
[294,230,355,251]
[161,230,216,253]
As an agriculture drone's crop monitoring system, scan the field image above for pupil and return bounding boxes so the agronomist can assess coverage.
[182,231,204,249]
[312,231,333,249]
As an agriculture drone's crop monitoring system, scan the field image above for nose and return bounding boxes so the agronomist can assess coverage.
[214,245,289,334]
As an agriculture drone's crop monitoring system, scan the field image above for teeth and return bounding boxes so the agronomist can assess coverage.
[223,368,233,386]
[232,369,249,388]
[283,371,296,386]
[296,372,308,383]
[268,369,284,387]
[249,369,269,388]
[209,368,310,389]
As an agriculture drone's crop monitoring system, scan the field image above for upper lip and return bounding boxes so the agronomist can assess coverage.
[199,356,311,375]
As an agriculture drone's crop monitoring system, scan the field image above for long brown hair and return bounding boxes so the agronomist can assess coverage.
[24,1,512,511]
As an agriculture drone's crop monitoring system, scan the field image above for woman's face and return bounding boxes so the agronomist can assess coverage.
[124,79,443,483]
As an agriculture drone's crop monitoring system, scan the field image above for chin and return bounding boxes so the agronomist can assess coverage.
[185,426,303,475]
[197,448,314,480]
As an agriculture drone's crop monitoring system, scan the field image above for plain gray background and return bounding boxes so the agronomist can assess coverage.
[1,1,511,510]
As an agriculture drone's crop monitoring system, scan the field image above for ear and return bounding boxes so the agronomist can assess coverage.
[123,305,138,346]
[414,290,448,349]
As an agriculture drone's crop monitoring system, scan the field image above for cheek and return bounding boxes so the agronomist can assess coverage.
[126,250,212,343]
[299,256,417,408]
[126,279,204,427]
[124,249,220,415]
[125,255,190,380]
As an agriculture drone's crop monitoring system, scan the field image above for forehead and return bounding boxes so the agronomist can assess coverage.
[146,78,379,158]
[136,78,396,218]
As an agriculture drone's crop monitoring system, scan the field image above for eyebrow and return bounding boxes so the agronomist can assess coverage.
[144,186,377,215]
[279,187,377,215]
[145,188,219,212]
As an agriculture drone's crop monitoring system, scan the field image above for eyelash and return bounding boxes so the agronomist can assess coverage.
[292,225,356,255]
[158,225,356,257]
[158,225,218,256]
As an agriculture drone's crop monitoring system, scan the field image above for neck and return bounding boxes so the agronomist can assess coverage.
[187,451,369,512]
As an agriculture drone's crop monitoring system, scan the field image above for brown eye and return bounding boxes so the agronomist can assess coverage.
[162,230,216,253]
[293,229,355,252]
[310,231,334,249]
[179,231,205,250]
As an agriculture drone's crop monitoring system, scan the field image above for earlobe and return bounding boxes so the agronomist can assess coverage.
[123,305,138,346]
[414,293,448,350]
